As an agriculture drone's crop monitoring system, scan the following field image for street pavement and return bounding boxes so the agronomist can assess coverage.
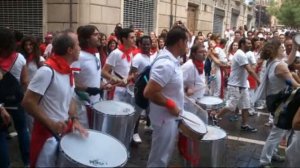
[8,109,287,167]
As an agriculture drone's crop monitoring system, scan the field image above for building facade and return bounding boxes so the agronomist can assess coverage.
[0,0,255,38]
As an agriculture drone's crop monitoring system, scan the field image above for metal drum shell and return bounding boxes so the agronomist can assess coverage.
[182,125,227,167]
[92,101,136,151]
[196,96,225,110]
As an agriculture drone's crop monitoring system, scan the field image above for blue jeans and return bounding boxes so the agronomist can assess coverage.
[0,105,30,167]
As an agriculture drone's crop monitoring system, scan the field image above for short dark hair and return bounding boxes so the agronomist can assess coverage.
[238,38,247,49]
[78,25,99,49]
[165,26,187,47]
[0,28,16,58]
[190,44,205,60]
[52,31,75,55]
[119,28,134,43]
[140,35,152,44]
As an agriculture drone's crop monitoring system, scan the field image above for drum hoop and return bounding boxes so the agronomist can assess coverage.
[92,100,135,116]
[92,108,136,117]
[182,119,207,135]
[59,129,129,167]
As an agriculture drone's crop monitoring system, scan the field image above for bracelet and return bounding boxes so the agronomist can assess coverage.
[165,98,176,110]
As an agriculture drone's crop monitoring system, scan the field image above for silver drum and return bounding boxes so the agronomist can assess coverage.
[57,130,128,167]
[92,100,136,150]
[182,125,227,167]
[197,96,225,110]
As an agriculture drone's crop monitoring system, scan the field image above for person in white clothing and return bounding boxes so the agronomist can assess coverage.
[22,31,87,167]
[72,25,105,128]
[144,26,187,167]
[214,38,260,132]
[102,28,136,102]
[182,44,208,123]
[130,35,154,143]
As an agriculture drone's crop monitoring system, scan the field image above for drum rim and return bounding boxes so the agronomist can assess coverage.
[181,111,208,135]
[59,129,129,167]
[202,125,227,140]
[92,100,135,116]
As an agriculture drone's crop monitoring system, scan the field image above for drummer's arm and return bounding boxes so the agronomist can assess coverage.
[144,79,180,116]
[22,90,67,135]
[68,99,88,137]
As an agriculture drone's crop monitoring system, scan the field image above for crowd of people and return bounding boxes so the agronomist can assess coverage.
[0,21,300,168]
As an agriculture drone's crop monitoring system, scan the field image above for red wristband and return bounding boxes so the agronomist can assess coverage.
[165,98,176,110]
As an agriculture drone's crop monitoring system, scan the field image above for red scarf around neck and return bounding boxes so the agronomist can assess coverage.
[118,44,132,62]
[82,48,98,55]
[45,54,80,86]
[0,52,17,71]
[193,60,204,74]
[150,47,158,55]
[27,53,35,62]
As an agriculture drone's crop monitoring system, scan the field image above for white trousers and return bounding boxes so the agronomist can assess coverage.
[260,126,287,164]
[147,119,179,167]
[210,68,221,97]
[286,131,300,167]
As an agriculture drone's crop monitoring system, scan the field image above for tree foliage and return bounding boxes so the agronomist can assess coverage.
[275,0,300,28]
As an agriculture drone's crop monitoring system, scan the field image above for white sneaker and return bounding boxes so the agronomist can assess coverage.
[133,133,142,143]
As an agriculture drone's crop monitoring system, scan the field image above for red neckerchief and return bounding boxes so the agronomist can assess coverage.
[82,48,98,55]
[118,44,132,62]
[132,48,141,57]
[150,47,158,55]
[27,54,35,62]
[45,54,80,86]
[230,51,236,56]
[193,60,204,74]
[0,52,17,71]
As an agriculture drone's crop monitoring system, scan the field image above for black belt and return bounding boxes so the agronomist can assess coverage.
[228,85,247,90]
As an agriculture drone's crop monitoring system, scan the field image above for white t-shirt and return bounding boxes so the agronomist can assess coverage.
[27,56,45,81]
[106,48,131,79]
[132,53,156,74]
[10,53,26,82]
[43,44,53,58]
[228,49,249,88]
[149,48,184,126]
[72,51,101,103]
[28,66,74,122]
[181,59,206,99]
[246,51,257,65]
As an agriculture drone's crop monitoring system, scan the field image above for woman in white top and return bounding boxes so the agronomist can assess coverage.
[20,36,45,81]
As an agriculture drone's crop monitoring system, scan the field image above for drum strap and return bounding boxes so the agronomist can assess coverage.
[178,133,201,166]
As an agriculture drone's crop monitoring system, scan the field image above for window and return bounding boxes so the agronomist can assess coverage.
[123,0,156,34]
[0,0,43,38]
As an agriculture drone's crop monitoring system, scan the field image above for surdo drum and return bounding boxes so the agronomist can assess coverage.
[196,96,225,110]
[57,130,128,167]
[92,101,136,150]
[179,111,207,140]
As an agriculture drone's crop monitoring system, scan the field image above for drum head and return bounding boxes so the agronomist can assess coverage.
[295,34,300,45]
[202,125,227,140]
[181,111,207,134]
[93,101,135,115]
[197,96,223,106]
[60,130,128,167]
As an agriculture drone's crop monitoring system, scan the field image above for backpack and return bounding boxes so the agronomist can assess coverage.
[134,56,169,109]
[0,54,24,107]
[267,87,300,130]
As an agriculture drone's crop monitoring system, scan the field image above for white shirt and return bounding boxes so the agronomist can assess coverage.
[10,53,26,82]
[246,51,257,65]
[28,56,45,81]
[132,53,156,74]
[181,59,206,100]
[43,44,53,58]
[149,48,184,126]
[28,66,74,122]
[228,49,249,88]
[106,48,131,79]
[72,51,101,103]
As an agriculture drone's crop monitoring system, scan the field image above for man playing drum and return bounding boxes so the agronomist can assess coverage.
[213,38,260,132]
[22,31,88,167]
[144,26,187,167]
[102,28,136,102]
[72,25,107,128]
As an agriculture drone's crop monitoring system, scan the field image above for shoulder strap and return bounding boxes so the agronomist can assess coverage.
[274,87,300,124]
[38,65,54,103]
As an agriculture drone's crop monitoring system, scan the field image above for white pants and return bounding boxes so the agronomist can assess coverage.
[260,126,287,164]
[147,119,179,167]
[286,131,300,167]
[74,95,89,129]
[210,68,221,97]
